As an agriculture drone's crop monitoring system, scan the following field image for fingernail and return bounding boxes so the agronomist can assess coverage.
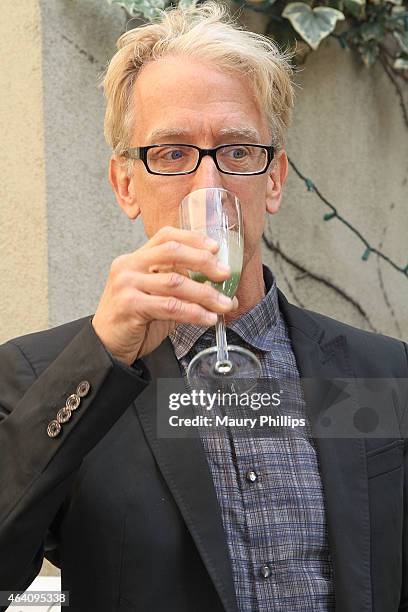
[232,297,239,309]
[217,261,231,273]
[218,293,232,305]
[204,237,218,249]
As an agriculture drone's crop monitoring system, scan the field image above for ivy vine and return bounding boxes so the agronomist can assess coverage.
[108,0,408,76]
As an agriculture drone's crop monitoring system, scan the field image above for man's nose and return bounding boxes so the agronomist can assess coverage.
[189,153,224,191]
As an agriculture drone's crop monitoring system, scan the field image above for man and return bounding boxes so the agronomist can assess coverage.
[0,2,406,611]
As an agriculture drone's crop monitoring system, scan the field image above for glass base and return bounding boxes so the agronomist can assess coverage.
[186,344,261,394]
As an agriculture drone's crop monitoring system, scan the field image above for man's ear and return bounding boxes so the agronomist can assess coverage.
[265,150,288,215]
[109,156,141,220]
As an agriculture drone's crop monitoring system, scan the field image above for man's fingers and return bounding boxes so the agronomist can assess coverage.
[135,241,231,281]
[133,292,220,327]
[139,226,219,254]
[131,271,236,313]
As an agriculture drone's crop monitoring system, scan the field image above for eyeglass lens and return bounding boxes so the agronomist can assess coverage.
[146,145,268,174]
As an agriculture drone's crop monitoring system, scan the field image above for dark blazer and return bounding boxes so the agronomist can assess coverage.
[0,289,407,612]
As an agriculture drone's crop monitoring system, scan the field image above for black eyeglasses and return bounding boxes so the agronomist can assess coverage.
[121,143,275,176]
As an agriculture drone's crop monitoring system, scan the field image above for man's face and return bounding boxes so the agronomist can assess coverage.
[110,56,287,269]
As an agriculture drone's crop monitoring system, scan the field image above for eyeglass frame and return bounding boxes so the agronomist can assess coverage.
[121,143,275,176]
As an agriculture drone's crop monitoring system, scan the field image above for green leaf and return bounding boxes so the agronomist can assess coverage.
[282,3,345,50]
[361,247,371,261]
[358,42,379,66]
[358,21,385,42]
[344,0,365,19]
[178,0,198,9]
[391,5,406,15]
[394,56,408,69]
[328,0,344,10]
[387,8,407,33]
[366,2,387,18]
[110,0,168,19]
[394,31,408,53]
[110,0,139,14]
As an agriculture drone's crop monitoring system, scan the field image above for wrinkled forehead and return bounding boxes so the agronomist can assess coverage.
[143,125,264,144]
[130,57,270,144]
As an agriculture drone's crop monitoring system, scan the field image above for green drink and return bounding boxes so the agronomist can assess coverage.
[213,269,241,298]
[180,187,261,388]
[190,229,243,298]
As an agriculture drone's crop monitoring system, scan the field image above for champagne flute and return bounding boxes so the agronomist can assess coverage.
[179,187,261,392]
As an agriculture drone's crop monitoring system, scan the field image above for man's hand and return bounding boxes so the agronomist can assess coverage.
[92,226,238,366]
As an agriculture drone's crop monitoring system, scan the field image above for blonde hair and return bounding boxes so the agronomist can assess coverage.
[101,1,295,170]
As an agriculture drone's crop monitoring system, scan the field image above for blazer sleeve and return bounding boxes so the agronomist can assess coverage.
[0,318,150,603]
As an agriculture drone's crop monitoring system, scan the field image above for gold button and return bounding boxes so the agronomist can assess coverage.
[66,394,80,410]
[76,380,91,398]
[47,420,61,438]
[57,407,72,424]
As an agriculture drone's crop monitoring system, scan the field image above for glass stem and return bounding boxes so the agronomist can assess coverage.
[215,314,230,366]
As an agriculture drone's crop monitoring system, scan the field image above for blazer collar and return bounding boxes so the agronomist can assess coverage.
[134,289,372,612]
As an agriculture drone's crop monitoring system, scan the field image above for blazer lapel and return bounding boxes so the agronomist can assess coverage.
[134,340,239,612]
[278,289,372,612]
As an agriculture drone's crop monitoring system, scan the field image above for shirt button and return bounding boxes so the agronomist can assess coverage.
[246,469,258,483]
[260,564,271,579]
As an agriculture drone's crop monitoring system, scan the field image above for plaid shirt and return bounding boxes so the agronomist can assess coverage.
[169,265,335,611]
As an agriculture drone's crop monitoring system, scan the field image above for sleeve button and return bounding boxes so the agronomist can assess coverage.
[57,407,72,424]
[47,420,61,438]
[77,380,91,397]
[66,394,81,410]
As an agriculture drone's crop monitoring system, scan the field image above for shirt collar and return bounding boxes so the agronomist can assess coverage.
[168,264,280,360]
